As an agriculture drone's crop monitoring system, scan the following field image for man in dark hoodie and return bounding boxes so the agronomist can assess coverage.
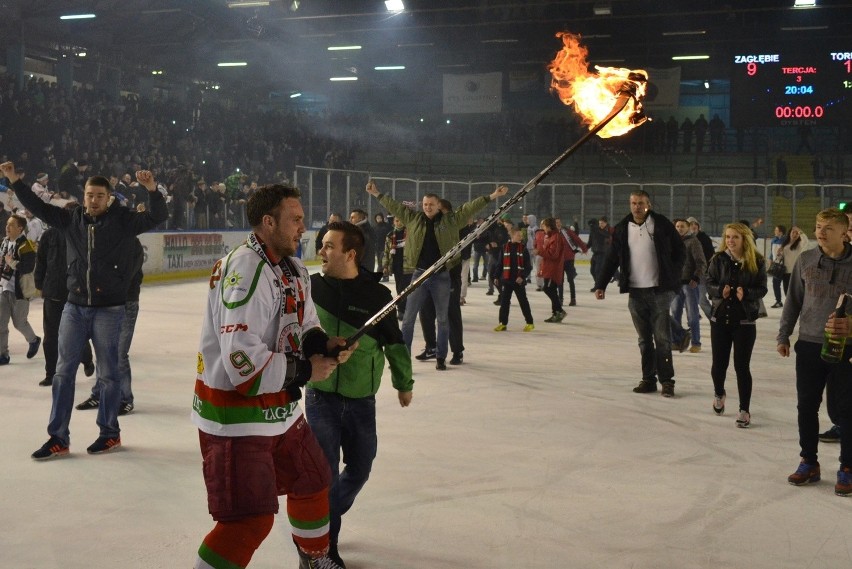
[1,161,168,459]
[309,220,413,567]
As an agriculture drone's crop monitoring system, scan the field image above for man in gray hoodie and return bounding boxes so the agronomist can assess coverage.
[778,208,852,496]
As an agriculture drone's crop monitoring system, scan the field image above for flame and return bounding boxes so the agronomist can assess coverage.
[548,32,648,138]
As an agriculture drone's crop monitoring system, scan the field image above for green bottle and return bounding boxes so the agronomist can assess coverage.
[821,293,849,363]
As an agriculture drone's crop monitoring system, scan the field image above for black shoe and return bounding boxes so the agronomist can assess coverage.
[27,337,42,359]
[819,425,841,442]
[75,396,100,410]
[493,299,501,305]
[485,290,494,296]
[771,301,783,308]
[39,376,53,387]
[119,402,134,416]
[472,277,479,282]
[86,435,121,454]
[327,544,347,569]
[31,436,69,460]
[450,353,463,365]
[589,287,597,292]
[435,358,447,370]
[661,382,675,398]
[415,348,436,361]
[633,380,658,393]
[568,299,577,306]
[83,361,95,377]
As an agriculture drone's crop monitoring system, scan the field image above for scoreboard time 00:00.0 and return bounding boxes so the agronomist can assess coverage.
[731,50,851,126]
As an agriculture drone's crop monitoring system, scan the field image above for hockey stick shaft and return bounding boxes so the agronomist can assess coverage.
[337,92,633,350]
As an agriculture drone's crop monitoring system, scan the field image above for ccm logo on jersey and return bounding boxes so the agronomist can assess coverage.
[220,323,249,334]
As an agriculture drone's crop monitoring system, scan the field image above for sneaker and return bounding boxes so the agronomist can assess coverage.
[836,467,852,497]
[87,436,121,454]
[689,345,702,353]
[75,396,100,410]
[39,376,53,387]
[31,437,70,460]
[414,348,436,361]
[713,393,726,415]
[485,290,494,296]
[544,313,558,323]
[676,332,691,353]
[820,425,841,443]
[554,310,567,322]
[435,358,447,371]
[589,287,597,292]
[771,301,783,308]
[661,382,675,398]
[523,323,535,332]
[494,323,507,331]
[568,299,577,306]
[83,361,95,377]
[449,354,463,365]
[633,380,657,394]
[736,410,751,428]
[493,299,501,305]
[119,402,134,416]
[787,460,821,485]
[27,336,41,359]
[0,353,9,365]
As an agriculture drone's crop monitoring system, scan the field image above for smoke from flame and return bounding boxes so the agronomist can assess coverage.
[548,32,648,138]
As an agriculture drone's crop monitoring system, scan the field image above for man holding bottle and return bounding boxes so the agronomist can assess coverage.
[778,208,852,496]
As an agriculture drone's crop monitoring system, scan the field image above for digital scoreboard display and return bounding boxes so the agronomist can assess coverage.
[731,49,852,127]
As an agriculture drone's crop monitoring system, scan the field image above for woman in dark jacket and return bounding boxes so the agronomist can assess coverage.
[706,222,768,429]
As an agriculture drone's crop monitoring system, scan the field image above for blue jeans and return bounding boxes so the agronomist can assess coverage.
[48,303,125,446]
[471,249,485,279]
[89,301,139,404]
[670,284,701,347]
[304,389,377,543]
[697,277,712,319]
[628,288,676,384]
[402,269,450,359]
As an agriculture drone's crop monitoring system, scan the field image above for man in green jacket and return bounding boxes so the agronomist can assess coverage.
[365,180,507,369]
[308,220,413,567]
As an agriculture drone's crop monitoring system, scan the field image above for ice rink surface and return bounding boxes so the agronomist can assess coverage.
[2,266,851,569]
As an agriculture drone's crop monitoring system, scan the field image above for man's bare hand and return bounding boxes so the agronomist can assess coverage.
[777,344,791,357]
[826,312,851,339]
[308,354,339,382]
[0,161,18,183]
[136,170,157,192]
[326,336,358,364]
[366,180,380,197]
[595,289,605,300]
[490,185,509,201]
[398,391,412,407]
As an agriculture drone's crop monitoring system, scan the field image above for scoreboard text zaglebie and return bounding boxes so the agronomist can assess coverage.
[731,49,851,127]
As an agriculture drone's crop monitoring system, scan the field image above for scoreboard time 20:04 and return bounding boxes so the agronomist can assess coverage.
[731,50,851,127]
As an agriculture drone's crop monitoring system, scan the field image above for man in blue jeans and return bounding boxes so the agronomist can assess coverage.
[366,180,507,369]
[1,162,168,459]
[309,220,413,566]
[75,238,144,415]
[594,190,685,397]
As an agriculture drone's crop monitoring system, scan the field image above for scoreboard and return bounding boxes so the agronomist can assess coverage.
[730,48,852,127]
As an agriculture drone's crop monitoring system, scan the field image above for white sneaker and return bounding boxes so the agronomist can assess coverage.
[713,394,725,415]
[736,410,751,428]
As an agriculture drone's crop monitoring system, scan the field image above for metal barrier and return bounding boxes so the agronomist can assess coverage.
[294,165,852,238]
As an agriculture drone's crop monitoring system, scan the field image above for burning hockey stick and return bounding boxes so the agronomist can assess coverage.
[334,74,648,351]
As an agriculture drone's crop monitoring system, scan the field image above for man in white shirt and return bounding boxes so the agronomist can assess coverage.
[593,190,686,397]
